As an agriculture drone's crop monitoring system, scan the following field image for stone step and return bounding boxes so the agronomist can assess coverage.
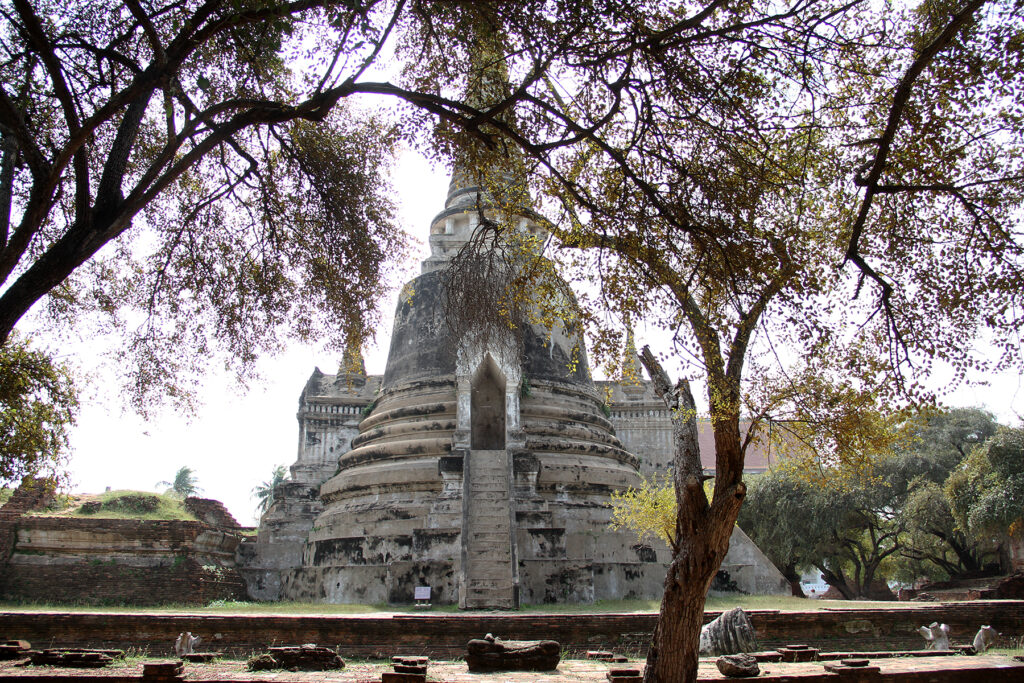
[465,593,515,609]
[472,473,507,482]
[465,449,514,609]
[469,493,510,503]
[465,578,512,589]
[468,550,510,561]
[470,482,507,491]
[465,507,509,517]
[466,504,509,515]
[470,464,507,472]
[467,559,512,573]
[468,556,511,565]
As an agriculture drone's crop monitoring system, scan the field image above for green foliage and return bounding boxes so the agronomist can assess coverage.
[742,462,903,599]
[1,0,411,414]
[609,473,677,548]
[0,335,78,486]
[360,399,377,419]
[738,471,829,578]
[743,408,1010,592]
[253,464,288,516]
[946,426,1024,539]
[156,467,201,498]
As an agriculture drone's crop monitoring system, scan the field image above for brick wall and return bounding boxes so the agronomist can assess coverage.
[1,558,247,606]
[1,517,245,606]
[184,497,242,529]
[0,478,55,565]
[0,602,1020,657]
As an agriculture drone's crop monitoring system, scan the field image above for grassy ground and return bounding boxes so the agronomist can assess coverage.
[0,595,916,615]
[23,489,198,521]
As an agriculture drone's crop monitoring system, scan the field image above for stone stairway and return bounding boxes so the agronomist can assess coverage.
[463,449,515,609]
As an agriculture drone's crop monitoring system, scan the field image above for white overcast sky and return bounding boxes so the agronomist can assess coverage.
[55,147,1024,526]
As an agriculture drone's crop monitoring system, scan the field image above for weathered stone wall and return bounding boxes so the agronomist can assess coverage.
[184,497,242,529]
[292,369,380,486]
[0,478,55,568]
[1,517,245,605]
[239,367,379,602]
[1,602,1021,656]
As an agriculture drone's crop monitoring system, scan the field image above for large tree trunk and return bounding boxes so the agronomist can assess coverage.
[816,564,856,599]
[644,515,737,682]
[782,562,806,598]
[638,346,747,683]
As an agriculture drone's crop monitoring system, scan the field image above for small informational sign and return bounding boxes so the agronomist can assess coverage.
[414,586,431,601]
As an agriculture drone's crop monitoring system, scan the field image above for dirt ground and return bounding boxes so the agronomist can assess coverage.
[3,653,1024,682]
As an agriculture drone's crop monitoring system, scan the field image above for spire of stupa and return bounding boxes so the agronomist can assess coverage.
[336,341,366,390]
[421,21,544,274]
[621,318,645,395]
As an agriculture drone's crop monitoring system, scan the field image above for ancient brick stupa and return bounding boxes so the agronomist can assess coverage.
[238,58,787,608]
[254,152,675,607]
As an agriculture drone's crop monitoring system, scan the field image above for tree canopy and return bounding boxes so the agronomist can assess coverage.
[740,409,1012,597]
[157,465,201,498]
[946,425,1024,542]
[2,1,1023,679]
[253,463,288,515]
[0,333,76,486]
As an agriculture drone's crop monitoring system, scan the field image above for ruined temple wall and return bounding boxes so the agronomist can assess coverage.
[598,380,774,475]
[239,370,380,601]
[1,517,245,605]
[292,372,381,486]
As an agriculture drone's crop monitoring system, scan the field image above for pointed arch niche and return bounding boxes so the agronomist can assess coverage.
[470,354,507,450]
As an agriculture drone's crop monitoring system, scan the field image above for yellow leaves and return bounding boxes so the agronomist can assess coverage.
[400,282,416,307]
[609,472,677,547]
[756,363,918,490]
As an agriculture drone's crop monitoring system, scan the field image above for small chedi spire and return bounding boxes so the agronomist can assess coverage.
[621,320,646,395]
[336,341,366,389]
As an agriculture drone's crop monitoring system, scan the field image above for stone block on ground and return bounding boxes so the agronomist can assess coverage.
[716,653,760,678]
[142,660,184,679]
[608,668,641,677]
[247,644,344,671]
[606,670,642,683]
[465,637,561,672]
[29,649,119,668]
[381,672,426,683]
[393,664,427,674]
[0,641,30,660]
[824,659,881,676]
[776,644,819,662]
[750,651,783,662]
[699,607,759,656]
